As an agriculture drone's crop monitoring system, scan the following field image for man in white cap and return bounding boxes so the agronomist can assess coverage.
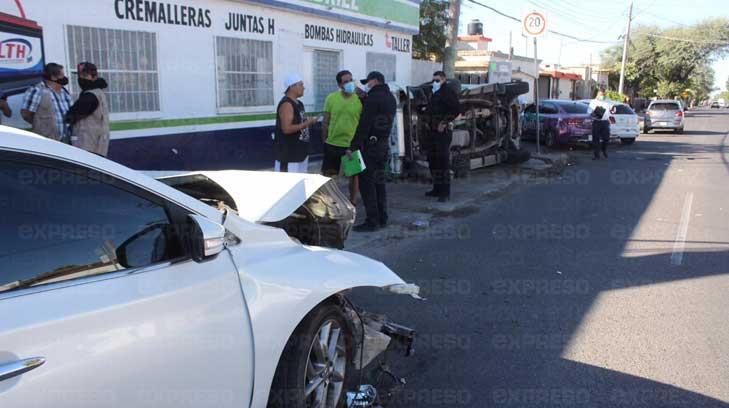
[274,73,319,172]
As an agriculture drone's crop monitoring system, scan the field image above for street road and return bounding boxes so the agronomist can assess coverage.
[353,109,729,407]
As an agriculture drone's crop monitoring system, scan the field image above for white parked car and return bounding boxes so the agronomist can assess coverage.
[0,126,419,408]
[587,99,640,145]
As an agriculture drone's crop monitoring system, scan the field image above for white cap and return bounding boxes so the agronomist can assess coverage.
[284,73,303,92]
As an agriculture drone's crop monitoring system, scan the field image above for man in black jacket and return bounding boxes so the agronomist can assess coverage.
[347,71,396,232]
[425,71,461,201]
[591,106,610,160]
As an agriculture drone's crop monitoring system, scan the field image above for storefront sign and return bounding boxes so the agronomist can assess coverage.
[304,24,373,46]
[0,33,43,77]
[114,0,213,28]
[225,13,275,34]
[386,33,410,53]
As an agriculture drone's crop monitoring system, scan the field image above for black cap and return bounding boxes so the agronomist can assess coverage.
[76,62,98,75]
[360,71,385,85]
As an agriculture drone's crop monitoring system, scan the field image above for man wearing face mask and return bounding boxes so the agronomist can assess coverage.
[321,70,363,204]
[66,62,111,157]
[21,63,73,143]
[347,71,396,232]
[425,70,460,202]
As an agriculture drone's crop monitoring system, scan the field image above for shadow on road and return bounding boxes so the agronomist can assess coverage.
[352,119,729,406]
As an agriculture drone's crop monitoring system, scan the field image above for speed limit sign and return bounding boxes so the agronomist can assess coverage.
[523,11,548,37]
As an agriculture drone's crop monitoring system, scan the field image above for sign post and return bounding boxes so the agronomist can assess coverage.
[522,11,547,154]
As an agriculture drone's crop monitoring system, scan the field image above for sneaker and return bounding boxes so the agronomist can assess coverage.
[353,222,380,232]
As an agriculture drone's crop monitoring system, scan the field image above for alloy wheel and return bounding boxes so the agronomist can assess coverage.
[304,320,347,408]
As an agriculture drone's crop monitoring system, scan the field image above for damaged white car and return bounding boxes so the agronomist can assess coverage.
[0,127,418,408]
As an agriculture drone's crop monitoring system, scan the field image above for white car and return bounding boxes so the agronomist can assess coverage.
[0,126,419,408]
[588,100,640,145]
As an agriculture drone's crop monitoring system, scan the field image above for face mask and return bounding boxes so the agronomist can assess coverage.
[78,77,108,91]
[343,81,356,94]
[432,81,442,93]
[363,84,371,93]
[53,77,69,86]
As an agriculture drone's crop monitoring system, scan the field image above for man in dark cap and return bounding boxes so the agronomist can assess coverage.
[346,71,397,232]
[66,62,111,156]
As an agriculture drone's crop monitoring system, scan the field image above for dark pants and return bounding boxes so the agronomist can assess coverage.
[430,129,453,198]
[593,138,608,158]
[360,143,388,225]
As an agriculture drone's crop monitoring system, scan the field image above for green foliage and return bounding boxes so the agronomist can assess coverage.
[413,0,449,61]
[604,90,624,102]
[600,18,729,99]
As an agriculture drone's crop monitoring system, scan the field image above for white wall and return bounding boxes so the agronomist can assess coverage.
[411,59,442,86]
[557,78,574,100]
[5,0,413,137]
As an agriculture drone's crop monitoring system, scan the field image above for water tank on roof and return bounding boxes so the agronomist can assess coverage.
[467,19,483,36]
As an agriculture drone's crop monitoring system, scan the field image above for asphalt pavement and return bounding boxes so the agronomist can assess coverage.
[351,109,729,407]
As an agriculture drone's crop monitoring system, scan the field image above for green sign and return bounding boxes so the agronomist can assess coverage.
[298,0,420,28]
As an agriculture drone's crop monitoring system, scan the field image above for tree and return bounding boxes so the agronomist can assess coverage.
[413,0,449,61]
[600,18,729,99]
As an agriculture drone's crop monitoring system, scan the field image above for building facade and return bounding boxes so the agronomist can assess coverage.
[454,35,541,104]
[1,0,419,170]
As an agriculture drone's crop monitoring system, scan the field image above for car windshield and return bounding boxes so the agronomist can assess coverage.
[555,102,589,114]
[611,104,635,115]
[649,103,680,111]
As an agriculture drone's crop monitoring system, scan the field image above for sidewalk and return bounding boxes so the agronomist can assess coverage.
[343,151,569,250]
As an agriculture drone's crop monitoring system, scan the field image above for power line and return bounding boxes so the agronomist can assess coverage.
[641,33,729,45]
[465,0,622,44]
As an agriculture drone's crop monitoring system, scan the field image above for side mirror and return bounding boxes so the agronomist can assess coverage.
[188,214,226,262]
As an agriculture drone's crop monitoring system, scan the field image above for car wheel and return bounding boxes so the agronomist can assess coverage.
[544,130,556,148]
[268,302,353,408]
[620,138,636,145]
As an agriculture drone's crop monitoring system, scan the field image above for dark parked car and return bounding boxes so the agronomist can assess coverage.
[522,100,593,147]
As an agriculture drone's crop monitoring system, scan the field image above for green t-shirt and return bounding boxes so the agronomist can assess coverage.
[324,91,362,148]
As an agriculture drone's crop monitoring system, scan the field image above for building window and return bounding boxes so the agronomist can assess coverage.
[216,37,273,109]
[66,25,160,113]
[366,52,396,82]
[312,50,340,111]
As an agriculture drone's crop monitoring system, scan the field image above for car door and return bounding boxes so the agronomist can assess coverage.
[522,104,537,136]
[0,150,254,408]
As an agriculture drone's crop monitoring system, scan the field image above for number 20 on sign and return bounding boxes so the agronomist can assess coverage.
[522,11,547,37]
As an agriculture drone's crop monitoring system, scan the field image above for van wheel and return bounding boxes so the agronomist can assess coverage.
[268,302,353,408]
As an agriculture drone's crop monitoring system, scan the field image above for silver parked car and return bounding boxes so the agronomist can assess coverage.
[643,100,685,134]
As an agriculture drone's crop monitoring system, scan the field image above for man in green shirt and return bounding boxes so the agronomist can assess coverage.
[321,70,363,204]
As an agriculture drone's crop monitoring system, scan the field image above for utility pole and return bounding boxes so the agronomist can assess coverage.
[443,0,461,78]
[618,0,633,96]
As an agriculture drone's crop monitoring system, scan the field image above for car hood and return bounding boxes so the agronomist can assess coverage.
[157,170,331,223]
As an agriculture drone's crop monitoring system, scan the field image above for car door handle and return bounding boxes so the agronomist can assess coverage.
[0,357,46,382]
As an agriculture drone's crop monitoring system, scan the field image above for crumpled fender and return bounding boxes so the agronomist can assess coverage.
[223,215,409,407]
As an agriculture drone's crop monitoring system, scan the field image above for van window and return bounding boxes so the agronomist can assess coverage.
[649,103,680,111]
[611,104,635,115]
[554,101,589,114]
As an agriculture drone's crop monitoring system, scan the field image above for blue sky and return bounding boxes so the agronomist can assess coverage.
[460,0,729,92]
